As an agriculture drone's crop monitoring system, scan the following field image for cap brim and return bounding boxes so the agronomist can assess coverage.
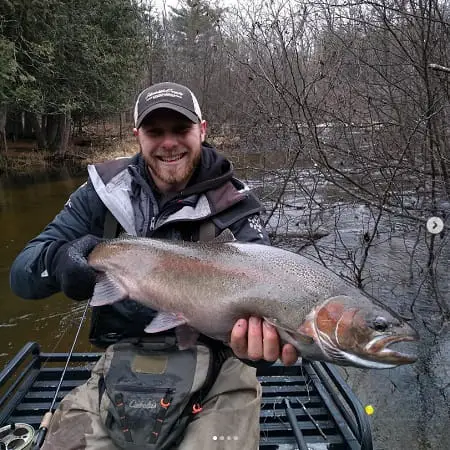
[136,102,199,127]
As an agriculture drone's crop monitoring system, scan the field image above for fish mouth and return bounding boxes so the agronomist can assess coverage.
[365,334,418,364]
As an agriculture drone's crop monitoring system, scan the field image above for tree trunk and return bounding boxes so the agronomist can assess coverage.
[58,111,71,155]
[46,114,60,152]
[23,112,35,139]
[0,105,7,153]
[29,112,47,149]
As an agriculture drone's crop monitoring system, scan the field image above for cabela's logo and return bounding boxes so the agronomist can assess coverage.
[129,399,158,409]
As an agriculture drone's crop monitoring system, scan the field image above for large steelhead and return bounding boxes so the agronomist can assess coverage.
[88,233,418,369]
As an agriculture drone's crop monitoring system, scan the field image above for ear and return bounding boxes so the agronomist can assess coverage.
[133,127,139,137]
[200,120,207,142]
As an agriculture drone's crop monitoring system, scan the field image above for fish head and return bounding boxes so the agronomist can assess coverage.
[270,294,419,369]
[303,295,419,368]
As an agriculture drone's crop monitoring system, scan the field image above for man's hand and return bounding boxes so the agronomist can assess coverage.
[230,317,299,366]
[49,235,103,301]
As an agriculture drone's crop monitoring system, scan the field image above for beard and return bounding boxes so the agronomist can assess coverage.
[145,146,202,192]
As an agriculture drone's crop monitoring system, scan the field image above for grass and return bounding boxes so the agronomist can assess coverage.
[1,137,140,175]
[0,149,51,174]
[79,137,139,165]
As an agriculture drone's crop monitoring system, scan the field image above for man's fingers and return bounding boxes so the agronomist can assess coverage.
[230,318,298,365]
[281,344,299,366]
[262,321,280,362]
[230,319,248,359]
[247,317,263,360]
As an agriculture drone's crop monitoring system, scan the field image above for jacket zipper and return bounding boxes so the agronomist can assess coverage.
[149,201,192,232]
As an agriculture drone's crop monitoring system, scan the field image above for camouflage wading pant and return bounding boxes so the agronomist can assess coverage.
[41,352,262,450]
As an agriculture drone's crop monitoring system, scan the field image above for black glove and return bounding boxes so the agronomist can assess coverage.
[48,235,104,301]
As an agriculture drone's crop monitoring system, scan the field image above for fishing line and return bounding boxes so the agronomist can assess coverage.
[39,316,71,369]
[31,299,90,450]
[295,397,327,440]
[37,304,89,395]
[36,302,87,369]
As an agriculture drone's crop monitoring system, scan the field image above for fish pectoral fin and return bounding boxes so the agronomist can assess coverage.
[297,320,316,344]
[277,328,315,350]
[90,273,128,307]
[144,312,188,334]
[264,317,315,345]
[292,330,315,345]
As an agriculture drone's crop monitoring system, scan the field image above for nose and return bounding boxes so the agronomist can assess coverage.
[160,132,177,150]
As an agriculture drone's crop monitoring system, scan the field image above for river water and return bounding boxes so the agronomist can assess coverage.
[0,169,93,367]
[249,166,450,450]
[0,165,449,449]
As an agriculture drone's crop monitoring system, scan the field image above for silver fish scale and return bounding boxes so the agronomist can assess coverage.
[90,238,379,336]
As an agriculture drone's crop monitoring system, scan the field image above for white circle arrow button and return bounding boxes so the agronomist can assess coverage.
[426,217,444,234]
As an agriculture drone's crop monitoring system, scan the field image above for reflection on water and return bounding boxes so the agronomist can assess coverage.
[0,168,93,369]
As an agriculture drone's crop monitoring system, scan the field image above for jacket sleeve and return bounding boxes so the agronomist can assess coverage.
[9,181,105,299]
[228,214,271,245]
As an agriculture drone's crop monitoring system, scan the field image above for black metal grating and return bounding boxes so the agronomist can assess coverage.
[0,343,372,449]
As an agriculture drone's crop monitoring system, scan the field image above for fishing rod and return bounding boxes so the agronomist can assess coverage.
[31,300,90,450]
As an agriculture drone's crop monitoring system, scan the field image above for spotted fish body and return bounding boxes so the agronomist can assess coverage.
[88,233,418,369]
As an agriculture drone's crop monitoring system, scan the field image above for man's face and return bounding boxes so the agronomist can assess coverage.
[136,109,206,193]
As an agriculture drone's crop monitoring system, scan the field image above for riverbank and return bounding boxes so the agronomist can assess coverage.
[0,132,246,177]
[0,137,139,177]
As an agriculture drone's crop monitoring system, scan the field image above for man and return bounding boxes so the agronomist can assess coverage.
[10,82,298,449]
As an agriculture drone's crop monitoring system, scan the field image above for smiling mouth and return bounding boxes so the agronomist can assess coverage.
[158,153,186,163]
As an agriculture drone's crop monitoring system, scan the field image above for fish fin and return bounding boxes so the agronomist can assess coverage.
[90,273,128,307]
[297,320,316,344]
[279,328,315,346]
[145,312,188,333]
[175,325,200,350]
[265,317,315,345]
[212,228,236,243]
[296,332,315,345]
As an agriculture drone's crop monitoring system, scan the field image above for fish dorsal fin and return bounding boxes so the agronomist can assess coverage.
[145,312,188,333]
[90,273,128,307]
[212,228,236,243]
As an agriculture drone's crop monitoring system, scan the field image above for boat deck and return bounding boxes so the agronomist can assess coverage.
[0,342,373,449]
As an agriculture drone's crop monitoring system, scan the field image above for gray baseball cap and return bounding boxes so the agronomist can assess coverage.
[134,82,202,127]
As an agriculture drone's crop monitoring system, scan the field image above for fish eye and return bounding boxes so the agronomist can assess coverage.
[372,316,389,332]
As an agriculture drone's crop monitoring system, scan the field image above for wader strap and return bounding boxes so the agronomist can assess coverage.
[87,210,122,347]
[104,209,120,239]
[115,393,133,442]
[198,220,216,242]
[148,392,172,444]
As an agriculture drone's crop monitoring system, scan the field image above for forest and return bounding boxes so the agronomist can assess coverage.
[1,0,448,164]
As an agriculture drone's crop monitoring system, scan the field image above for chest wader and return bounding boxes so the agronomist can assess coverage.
[93,210,230,449]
